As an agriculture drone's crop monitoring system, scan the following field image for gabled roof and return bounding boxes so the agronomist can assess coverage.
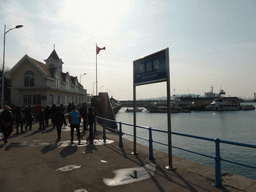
[9,54,83,88]
[46,50,60,60]
[30,57,54,77]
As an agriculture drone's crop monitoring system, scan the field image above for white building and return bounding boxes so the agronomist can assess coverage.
[7,50,87,107]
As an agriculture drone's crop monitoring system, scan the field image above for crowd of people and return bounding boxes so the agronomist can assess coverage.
[0,102,97,144]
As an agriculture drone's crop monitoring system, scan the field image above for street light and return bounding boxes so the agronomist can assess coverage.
[2,24,23,108]
[79,73,86,83]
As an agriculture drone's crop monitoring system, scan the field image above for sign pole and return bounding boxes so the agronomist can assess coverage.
[166,48,175,170]
[96,43,98,95]
[132,84,137,155]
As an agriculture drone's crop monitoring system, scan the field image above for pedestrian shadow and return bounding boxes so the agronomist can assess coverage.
[24,129,41,137]
[0,143,5,149]
[41,127,54,134]
[60,145,78,158]
[85,142,98,154]
[41,141,61,154]
[9,132,20,139]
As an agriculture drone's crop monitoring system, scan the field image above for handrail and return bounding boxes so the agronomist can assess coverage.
[95,116,256,188]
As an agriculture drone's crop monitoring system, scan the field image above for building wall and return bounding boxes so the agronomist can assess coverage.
[11,60,47,88]
[9,57,87,107]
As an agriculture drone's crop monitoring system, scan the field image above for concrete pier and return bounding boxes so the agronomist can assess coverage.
[0,121,255,191]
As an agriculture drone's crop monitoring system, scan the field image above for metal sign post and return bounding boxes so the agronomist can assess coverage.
[133,48,175,169]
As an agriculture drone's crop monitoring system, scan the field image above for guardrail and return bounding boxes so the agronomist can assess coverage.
[95,116,256,188]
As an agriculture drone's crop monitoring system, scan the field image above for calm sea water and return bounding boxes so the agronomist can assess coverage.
[115,103,256,180]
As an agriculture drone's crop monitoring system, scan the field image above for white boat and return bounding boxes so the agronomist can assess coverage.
[144,100,191,113]
[125,108,143,112]
[205,98,255,111]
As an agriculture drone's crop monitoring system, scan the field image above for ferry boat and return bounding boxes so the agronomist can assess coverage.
[205,98,255,111]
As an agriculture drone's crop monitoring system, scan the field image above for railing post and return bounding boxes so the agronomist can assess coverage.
[214,138,223,188]
[94,117,97,133]
[119,122,123,148]
[148,127,154,160]
[103,118,106,143]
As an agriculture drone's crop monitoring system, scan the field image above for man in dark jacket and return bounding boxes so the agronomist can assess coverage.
[79,103,87,131]
[88,107,96,144]
[15,106,24,134]
[1,105,13,143]
[23,105,33,130]
[53,106,67,141]
[38,106,45,130]
[51,104,57,129]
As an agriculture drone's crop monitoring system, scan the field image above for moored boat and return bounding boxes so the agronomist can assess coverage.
[125,108,143,112]
[205,98,255,111]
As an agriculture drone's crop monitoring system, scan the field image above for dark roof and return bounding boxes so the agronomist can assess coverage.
[46,50,60,60]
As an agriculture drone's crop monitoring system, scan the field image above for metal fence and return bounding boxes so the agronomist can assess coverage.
[95,116,256,188]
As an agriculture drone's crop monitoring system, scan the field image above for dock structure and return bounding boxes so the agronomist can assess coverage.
[0,121,255,191]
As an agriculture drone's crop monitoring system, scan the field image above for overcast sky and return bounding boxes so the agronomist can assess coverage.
[0,0,255,100]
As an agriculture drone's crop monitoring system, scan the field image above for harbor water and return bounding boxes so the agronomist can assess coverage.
[115,103,256,180]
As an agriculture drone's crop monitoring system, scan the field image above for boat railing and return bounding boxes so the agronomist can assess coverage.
[95,116,256,188]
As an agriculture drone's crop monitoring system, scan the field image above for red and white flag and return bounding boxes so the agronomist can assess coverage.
[96,46,106,54]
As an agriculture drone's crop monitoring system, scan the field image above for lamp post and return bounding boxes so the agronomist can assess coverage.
[79,73,86,84]
[2,24,23,108]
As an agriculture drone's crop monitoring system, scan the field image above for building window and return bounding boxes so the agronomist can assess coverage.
[23,94,41,105]
[49,95,54,105]
[57,95,60,104]
[33,94,41,105]
[24,70,35,87]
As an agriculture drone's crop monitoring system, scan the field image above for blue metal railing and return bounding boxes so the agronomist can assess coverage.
[95,116,256,188]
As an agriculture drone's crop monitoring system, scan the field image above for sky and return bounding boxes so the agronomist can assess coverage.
[0,0,255,100]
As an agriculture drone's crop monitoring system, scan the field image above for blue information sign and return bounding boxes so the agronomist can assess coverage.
[133,49,168,86]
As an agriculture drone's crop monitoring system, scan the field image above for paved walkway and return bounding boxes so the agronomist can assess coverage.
[0,121,256,192]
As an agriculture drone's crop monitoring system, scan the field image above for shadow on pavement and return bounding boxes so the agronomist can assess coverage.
[24,129,41,138]
[41,141,61,154]
[85,143,98,154]
[60,145,78,158]
[41,127,55,134]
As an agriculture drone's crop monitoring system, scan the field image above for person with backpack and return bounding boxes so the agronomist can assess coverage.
[68,105,81,145]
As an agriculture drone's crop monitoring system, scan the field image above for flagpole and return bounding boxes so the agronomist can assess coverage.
[96,43,98,95]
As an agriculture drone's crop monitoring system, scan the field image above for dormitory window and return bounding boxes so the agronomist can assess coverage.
[23,94,41,105]
[24,70,35,87]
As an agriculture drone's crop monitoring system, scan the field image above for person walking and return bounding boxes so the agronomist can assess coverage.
[51,104,57,128]
[53,106,67,141]
[79,103,88,131]
[1,105,13,143]
[35,104,40,123]
[15,106,24,134]
[67,103,72,113]
[44,106,51,127]
[68,105,81,145]
[38,106,45,130]
[23,105,33,131]
[88,107,96,143]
